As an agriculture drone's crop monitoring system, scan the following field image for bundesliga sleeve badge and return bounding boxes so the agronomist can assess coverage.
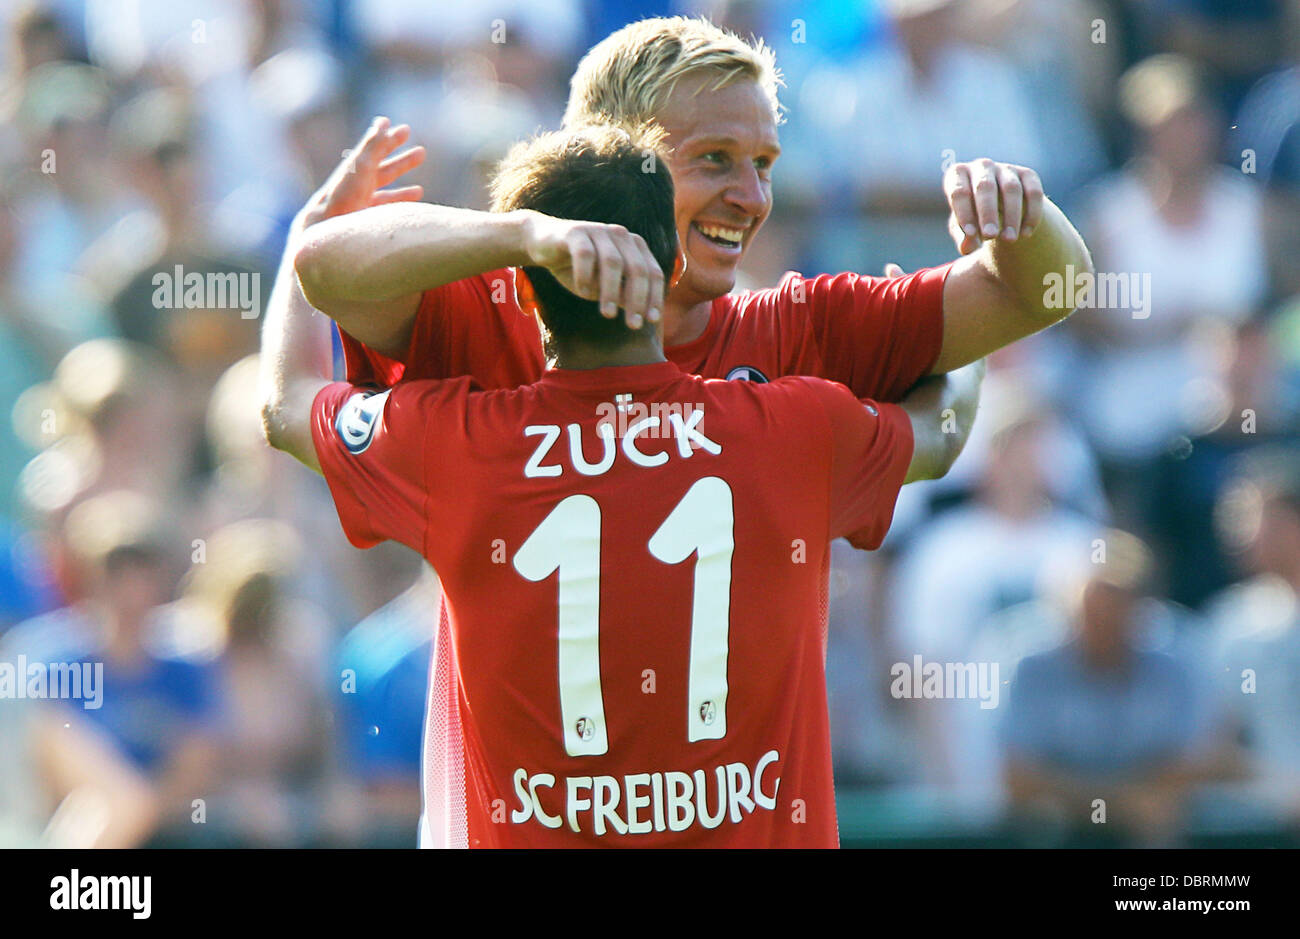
[336,389,392,454]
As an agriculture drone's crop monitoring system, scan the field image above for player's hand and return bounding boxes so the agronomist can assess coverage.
[519,211,664,329]
[943,159,1044,256]
[299,116,426,230]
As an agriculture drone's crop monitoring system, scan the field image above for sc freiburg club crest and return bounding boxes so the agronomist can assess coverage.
[725,365,769,383]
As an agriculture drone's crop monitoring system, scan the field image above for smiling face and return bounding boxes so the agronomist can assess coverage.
[655,75,780,308]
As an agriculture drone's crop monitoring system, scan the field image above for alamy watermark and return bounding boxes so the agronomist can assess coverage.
[1043,264,1151,319]
[0,656,103,709]
[595,394,707,441]
[890,655,1000,709]
[151,264,261,319]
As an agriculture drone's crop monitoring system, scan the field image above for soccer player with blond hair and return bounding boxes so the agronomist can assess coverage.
[262,15,1090,847]
[263,123,983,847]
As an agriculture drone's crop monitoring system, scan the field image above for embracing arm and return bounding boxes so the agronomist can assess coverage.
[261,116,429,471]
[928,160,1094,375]
[898,358,985,484]
[259,212,332,475]
[295,205,667,357]
[294,204,531,355]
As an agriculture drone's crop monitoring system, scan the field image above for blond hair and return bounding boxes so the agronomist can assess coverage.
[562,16,783,130]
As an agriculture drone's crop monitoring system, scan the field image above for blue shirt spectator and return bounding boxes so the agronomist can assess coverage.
[1003,641,1206,776]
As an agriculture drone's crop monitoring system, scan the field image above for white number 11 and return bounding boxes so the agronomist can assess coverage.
[513,476,734,757]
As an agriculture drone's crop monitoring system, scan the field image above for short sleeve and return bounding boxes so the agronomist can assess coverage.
[797,263,951,401]
[338,284,452,386]
[802,378,914,550]
[310,379,466,551]
[336,271,544,389]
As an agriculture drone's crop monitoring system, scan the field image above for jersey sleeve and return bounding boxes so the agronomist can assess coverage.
[793,263,951,402]
[336,270,544,389]
[337,284,452,386]
[310,379,467,552]
[802,378,914,550]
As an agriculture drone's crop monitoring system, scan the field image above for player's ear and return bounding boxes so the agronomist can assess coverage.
[669,249,687,288]
[512,267,542,319]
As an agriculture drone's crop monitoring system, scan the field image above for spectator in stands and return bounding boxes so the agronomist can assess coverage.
[889,377,1102,804]
[55,491,221,840]
[1205,448,1300,826]
[1144,317,1297,609]
[15,339,190,536]
[103,88,264,384]
[7,61,130,349]
[0,699,158,848]
[1002,530,1226,846]
[334,556,437,846]
[1071,54,1268,524]
[180,518,333,846]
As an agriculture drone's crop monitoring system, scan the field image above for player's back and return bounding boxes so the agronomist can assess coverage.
[412,360,912,847]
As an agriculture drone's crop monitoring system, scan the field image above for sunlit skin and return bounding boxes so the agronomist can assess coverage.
[654,75,781,346]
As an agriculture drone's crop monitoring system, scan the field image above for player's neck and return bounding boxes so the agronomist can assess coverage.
[551,336,666,371]
[661,297,713,348]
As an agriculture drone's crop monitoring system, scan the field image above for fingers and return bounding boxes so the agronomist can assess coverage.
[944,164,979,242]
[617,230,662,329]
[349,116,389,167]
[589,229,626,321]
[376,145,427,186]
[566,230,598,303]
[559,225,662,328]
[368,185,424,206]
[968,159,1001,240]
[947,212,978,256]
[352,118,415,173]
[1019,167,1044,237]
[997,163,1024,240]
[945,160,1047,249]
[643,245,665,324]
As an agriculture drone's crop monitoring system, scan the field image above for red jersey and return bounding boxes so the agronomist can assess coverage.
[339,265,951,402]
[311,362,914,847]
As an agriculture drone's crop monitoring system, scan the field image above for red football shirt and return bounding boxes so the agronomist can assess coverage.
[338,265,951,401]
[312,362,913,847]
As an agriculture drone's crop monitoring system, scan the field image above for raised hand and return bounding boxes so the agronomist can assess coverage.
[301,116,426,228]
[943,159,1044,256]
[519,211,665,329]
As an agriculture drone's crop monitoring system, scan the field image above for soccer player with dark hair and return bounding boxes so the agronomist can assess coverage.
[266,16,1093,847]
[261,123,983,847]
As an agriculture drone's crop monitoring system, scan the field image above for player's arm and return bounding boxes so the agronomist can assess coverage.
[897,358,985,484]
[929,160,1094,375]
[260,207,334,475]
[294,203,666,357]
[260,116,429,471]
[268,117,429,361]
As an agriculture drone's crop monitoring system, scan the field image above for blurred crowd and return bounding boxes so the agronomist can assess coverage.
[0,0,1298,848]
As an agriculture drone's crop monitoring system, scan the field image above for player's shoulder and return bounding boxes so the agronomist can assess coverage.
[697,371,867,423]
[331,374,481,412]
[720,270,869,315]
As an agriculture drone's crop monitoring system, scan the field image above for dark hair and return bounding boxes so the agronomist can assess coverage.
[490,124,677,347]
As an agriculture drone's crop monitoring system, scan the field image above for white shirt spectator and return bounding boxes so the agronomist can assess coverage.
[1078,168,1268,462]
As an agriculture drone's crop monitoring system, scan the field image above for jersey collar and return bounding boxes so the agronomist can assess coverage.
[540,360,688,394]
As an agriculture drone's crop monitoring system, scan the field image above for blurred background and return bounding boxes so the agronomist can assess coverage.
[1,0,1299,848]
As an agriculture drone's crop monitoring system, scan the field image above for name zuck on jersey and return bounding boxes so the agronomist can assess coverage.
[523,404,721,478]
